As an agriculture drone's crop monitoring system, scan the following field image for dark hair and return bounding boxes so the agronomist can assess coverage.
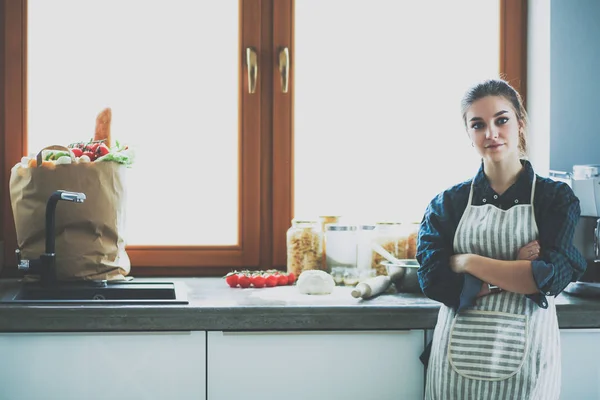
[461,79,528,157]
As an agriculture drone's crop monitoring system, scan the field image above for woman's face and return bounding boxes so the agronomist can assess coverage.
[465,95,522,164]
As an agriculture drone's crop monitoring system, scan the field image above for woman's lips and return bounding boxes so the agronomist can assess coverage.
[485,143,504,149]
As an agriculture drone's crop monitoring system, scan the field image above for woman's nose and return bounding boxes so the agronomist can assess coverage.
[485,126,499,139]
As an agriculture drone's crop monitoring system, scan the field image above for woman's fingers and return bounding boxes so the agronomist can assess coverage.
[527,242,541,259]
[517,240,541,260]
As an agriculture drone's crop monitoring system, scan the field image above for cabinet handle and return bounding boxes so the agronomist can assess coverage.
[278,47,289,93]
[246,47,258,94]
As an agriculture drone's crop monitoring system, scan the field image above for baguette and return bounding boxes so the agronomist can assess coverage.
[94,107,112,148]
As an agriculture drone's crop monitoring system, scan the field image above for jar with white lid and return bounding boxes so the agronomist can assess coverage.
[325,224,357,269]
[356,224,376,271]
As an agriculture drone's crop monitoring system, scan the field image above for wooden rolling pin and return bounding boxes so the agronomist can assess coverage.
[351,275,391,299]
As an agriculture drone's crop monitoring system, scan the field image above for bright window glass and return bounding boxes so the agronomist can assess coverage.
[28,0,239,245]
[295,0,500,223]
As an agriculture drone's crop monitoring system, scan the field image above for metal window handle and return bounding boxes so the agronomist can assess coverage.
[278,47,289,93]
[246,47,258,94]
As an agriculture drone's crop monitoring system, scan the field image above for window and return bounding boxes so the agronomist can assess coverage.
[1,0,527,276]
[294,0,500,223]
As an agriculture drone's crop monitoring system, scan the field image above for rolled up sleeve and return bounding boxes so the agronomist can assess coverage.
[417,194,465,309]
[532,184,587,296]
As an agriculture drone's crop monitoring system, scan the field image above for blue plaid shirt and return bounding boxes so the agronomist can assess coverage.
[416,160,586,311]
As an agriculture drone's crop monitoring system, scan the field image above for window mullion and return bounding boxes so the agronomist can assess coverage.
[271,0,293,268]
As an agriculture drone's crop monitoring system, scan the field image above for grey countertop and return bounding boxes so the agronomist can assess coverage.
[0,277,598,332]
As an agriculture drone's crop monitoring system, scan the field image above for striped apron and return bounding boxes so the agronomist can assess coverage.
[425,173,561,400]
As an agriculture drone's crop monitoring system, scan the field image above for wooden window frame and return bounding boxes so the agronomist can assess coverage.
[1,0,527,276]
[500,0,528,104]
[270,0,529,267]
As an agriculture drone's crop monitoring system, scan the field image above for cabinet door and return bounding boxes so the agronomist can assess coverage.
[0,331,206,400]
[560,329,600,400]
[208,330,424,400]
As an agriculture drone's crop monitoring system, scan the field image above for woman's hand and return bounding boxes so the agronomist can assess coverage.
[476,281,491,297]
[517,240,541,261]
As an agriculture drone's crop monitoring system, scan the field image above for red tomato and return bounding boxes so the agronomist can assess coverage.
[286,272,296,285]
[71,148,83,158]
[265,274,278,287]
[82,151,96,161]
[252,275,266,288]
[276,274,288,286]
[224,273,238,288]
[96,143,110,157]
[238,274,251,288]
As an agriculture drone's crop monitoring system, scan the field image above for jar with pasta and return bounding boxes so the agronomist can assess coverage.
[371,222,409,276]
[319,215,341,270]
[286,220,323,277]
[406,222,420,259]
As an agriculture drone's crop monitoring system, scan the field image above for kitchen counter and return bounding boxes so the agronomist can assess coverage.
[0,277,598,332]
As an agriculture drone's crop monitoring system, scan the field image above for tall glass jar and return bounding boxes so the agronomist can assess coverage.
[371,222,409,276]
[286,220,323,277]
[356,224,376,271]
[406,222,420,259]
[319,215,341,270]
[325,224,357,269]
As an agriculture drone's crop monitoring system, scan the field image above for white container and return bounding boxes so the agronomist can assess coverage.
[325,224,357,269]
[356,224,376,271]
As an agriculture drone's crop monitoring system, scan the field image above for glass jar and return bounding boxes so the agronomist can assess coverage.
[286,220,323,277]
[356,224,376,271]
[325,224,357,269]
[406,222,420,259]
[371,222,409,276]
[319,216,341,270]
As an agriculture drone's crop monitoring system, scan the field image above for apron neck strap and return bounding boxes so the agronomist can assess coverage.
[468,179,475,205]
[530,172,537,204]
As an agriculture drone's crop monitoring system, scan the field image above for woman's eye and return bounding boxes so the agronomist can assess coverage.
[496,117,509,125]
[471,122,484,130]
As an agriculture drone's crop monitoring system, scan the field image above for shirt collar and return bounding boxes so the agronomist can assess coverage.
[473,159,535,198]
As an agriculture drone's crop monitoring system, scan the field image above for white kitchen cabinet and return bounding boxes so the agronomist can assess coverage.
[0,331,206,400]
[207,330,424,400]
[560,329,600,400]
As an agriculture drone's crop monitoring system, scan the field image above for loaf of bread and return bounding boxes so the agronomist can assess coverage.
[94,108,112,148]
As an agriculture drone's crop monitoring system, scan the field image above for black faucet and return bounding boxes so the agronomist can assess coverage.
[16,190,86,286]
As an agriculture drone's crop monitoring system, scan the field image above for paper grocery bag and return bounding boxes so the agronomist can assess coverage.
[9,155,130,281]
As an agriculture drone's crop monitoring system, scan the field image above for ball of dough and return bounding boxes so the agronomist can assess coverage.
[296,270,335,295]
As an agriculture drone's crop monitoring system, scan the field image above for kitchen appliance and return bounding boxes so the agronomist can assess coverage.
[551,165,600,218]
[550,165,600,295]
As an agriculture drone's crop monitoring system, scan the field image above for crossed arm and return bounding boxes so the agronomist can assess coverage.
[417,183,586,307]
[449,240,541,296]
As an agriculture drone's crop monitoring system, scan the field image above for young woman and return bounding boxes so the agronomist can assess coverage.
[416,79,586,399]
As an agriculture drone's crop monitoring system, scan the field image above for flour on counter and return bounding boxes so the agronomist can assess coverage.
[249,285,361,305]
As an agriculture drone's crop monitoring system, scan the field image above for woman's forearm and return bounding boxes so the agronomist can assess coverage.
[463,254,539,294]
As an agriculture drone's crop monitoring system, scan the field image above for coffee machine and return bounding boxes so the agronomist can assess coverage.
[551,165,600,285]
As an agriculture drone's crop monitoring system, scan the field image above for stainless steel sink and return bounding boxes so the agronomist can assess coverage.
[0,281,189,305]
